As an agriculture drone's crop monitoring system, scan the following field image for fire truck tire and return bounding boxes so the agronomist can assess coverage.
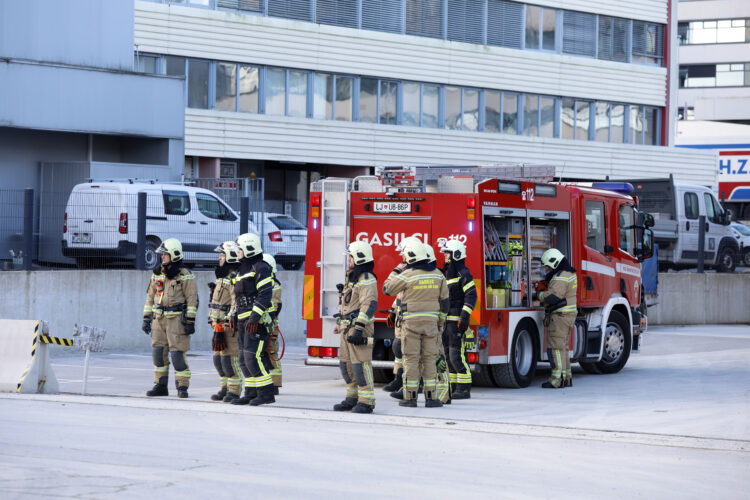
[592,310,631,375]
[472,365,494,387]
[579,361,601,375]
[490,320,538,388]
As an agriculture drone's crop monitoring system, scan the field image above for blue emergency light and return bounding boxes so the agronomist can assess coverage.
[591,182,635,195]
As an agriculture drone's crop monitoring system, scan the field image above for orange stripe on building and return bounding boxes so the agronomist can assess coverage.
[303,275,315,320]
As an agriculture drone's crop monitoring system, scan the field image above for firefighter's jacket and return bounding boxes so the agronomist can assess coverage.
[143,264,198,321]
[338,271,378,338]
[209,266,237,325]
[270,278,282,321]
[383,265,449,333]
[234,256,274,325]
[443,260,477,323]
[539,270,577,316]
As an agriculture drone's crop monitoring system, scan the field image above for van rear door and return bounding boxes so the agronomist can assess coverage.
[65,184,125,250]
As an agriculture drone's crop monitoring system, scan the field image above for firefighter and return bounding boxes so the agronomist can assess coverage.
[333,241,378,414]
[208,241,242,402]
[141,238,198,398]
[536,248,578,389]
[233,233,276,406]
[263,253,283,394]
[440,239,477,400]
[383,239,449,407]
[426,243,451,405]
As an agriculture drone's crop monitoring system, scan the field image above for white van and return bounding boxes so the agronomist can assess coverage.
[62,181,255,269]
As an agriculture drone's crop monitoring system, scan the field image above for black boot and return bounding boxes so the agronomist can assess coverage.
[333,397,357,411]
[211,386,228,401]
[177,386,189,398]
[351,402,374,414]
[451,383,471,400]
[232,387,257,405]
[542,381,563,389]
[425,399,443,408]
[390,389,404,400]
[249,385,276,406]
[146,383,168,397]
[399,391,417,407]
[564,378,573,388]
[223,392,239,403]
[383,369,403,392]
[273,386,280,395]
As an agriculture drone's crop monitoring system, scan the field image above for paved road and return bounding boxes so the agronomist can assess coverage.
[1,325,749,499]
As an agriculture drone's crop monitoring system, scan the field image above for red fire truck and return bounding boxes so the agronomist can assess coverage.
[302,165,654,388]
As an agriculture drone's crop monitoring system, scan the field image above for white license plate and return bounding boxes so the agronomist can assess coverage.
[72,233,92,244]
[373,202,411,213]
[291,235,305,241]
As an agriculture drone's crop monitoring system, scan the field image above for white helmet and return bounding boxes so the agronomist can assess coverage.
[396,235,422,254]
[541,248,565,269]
[424,243,436,263]
[401,239,429,264]
[156,238,183,262]
[236,233,262,258]
[441,239,466,261]
[263,253,278,274]
[346,241,374,265]
[214,241,241,264]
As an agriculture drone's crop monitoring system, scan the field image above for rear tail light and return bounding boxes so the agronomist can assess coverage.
[63,213,67,234]
[311,194,321,229]
[269,231,283,242]
[119,213,128,234]
[467,352,478,364]
[308,346,338,358]
[467,197,476,221]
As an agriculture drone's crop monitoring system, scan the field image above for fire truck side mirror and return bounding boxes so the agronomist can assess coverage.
[637,229,654,262]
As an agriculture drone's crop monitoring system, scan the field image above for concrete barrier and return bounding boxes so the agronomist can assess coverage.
[0,270,306,351]
[0,319,59,393]
[649,273,750,325]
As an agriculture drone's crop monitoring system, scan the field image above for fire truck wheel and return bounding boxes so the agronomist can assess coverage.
[472,365,494,387]
[490,319,538,388]
[593,310,632,374]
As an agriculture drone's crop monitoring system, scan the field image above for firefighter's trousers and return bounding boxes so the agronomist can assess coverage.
[213,324,242,396]
[401,322,439,401]
[547,312,575,387]
[151,316,191,388]
[339,331,375,407]
[240,323,274,394]
[443,320,472,386]
[436,334,451,403]
[269,324,282,387]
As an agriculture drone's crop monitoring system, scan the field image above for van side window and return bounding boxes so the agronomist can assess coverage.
[196,193,235,221]
[163,191,190,216]
[619,205,636,256]
[703,193,723,224]
[684,192,699,220]
[585,201,606,253]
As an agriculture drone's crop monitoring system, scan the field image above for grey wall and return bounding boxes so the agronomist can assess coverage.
[0,270,305,351]
[0,0,134,71]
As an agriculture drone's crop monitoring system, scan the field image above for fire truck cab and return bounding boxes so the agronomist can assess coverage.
[303,165,654,388]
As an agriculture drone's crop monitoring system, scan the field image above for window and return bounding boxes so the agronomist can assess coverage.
[525,5,541,49]
[684,192,699,220]
[268,0,312,22]
[239,65,259,113]
[585,201,606,253]
[314,73,333,120]
[485,90,501,133]
[216,62,237,111]
[561,99,574,139]
[445,86,461,130]
[563,11,596,57]
[402,83,420,126]
[165,56,186,77]
[463,89,479,131]
[682,18,749,45]
[406,0,443,39]
[316,0,357,28]
[362,0,402,34]
[135,54,158,73]
[632,21,663,65]
[196,193,234,220]
[217,0,262,12]
[595,102,610,142]
[576,101,590,141]
[704,193,724,224]
[629,105,643,144]
[611,104,625,143]
[487,0,523,49]
[716,63,746,87]
[288,70,308,118]
[539,96,554,137]
[270,215,306,230]
[163,191,191,216]
[542,9,556,50]
[644,107,659,146]
[448,0,484,44]
[502,92,518,134]
[380,80,398,125]
[422,84,439,128]
[523,94,538,136]
[598,16,630,62]
[619,205,636,256]
[187,59,209,109]
[266,68,286,116]
[335,76,353,121]
[359,77,378,123]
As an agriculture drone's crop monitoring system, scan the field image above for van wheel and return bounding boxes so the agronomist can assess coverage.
[743,249,750,267]
[143,240,159,270]
[593,310,631,374]
[490,319,538,388]
[716,246,737,273]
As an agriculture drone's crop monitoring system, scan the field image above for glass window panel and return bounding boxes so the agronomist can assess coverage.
[445,86,462,130]
[313,73,333,120]
[135,54,157,74]
[165,56,185,77]
[239,65,259,113]
[288,70,307,118]
[629,105,643,144]
[717,20,731,28]
[731,19,745,27]
[585,201,606,253]
[380,81,398,125]
[684,192,699,220]
[266,67,286,116]
[611,104,624,143]
[730,64,744,71]
[422,84,439,128]
[463,89,479,131]
[717,64,730,72]
[691,25,717,44]
[525,5,540,49]
[523,95,538,136]
[406,0,443,39]
[619,205,636,256]
[502,93,518,134]
[402,83,420,127]
[539,96,554,137]
[716,70,744,86]
[595,102,610,142]
[542,9,556,50]
[717,26,745,43]
[359,77,378,123]
[703,21,717,29]
[334,76,353,121]
[561,99,574,139]
[485,90,501,133]
[644,107,658,145]
[575,101,590,141]
[215,62,237,112]
[187,59,209,109]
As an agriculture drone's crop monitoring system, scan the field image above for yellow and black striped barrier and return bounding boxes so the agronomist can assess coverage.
[39,335,74,347]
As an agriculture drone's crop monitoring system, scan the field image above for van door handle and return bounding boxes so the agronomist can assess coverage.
[706,223,709,232]
[686,221,690,231]
[188,221,196,224]
[200,222,208,225]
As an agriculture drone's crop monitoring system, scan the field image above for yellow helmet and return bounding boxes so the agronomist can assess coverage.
[441,239,466,261]
[236,233,262,258]
[396,235,422,253]
[156,238,183,262]
[214,241,241,264]
[401,239,429,264]
[263,253,278,274]
[423,243,436,263]
[346,241,374,265]
[541,248,565,269]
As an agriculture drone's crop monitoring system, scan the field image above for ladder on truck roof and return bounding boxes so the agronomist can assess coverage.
[317,178,350,347]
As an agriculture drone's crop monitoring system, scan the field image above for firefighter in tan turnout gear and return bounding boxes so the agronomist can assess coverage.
[208,241,242,402]
[142,238,198,398]
[264,253,283,394]
[536,248,578,389]
[383,239,449,408]
[333,241,378,414]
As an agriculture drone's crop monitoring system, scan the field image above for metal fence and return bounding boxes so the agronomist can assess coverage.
[0,179,308,271]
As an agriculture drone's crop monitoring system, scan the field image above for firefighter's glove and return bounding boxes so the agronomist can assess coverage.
[208,282,216,296]
[386,311,396,329]
[141,319,152,335]
[184,321,195,335]
[212,332,227,352]
[436,354,447,373]
[534,281,548,293]
[457,317,469,333]
[347,328,368,346]
[245,322,259,336]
